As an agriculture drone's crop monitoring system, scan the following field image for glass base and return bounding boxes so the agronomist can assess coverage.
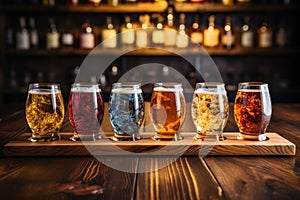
[152,133,183,141]
[29,134,60,142]
[195,133,226,141]
[237,133,268,141]
[111,133,141,141]
[69,134,102,141]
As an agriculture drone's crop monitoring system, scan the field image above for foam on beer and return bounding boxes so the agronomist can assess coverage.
[71,86,101,93]
[29,89,61,94]
[111,88,142,94]
[153,87,183,92]
[238,89,267,93]
[194,88,226,95]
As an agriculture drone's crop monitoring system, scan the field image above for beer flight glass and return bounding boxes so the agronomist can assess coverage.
[25,83,65,142]
[234,82,272,141]
[68,83,105,141]
[191,82,229,141]
[150,82,186,141]
[108,82,145,141]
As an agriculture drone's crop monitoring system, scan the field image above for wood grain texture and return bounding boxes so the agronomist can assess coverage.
[204,157,300,200]
[3,132,295,156]
[0,157,137,200]
[136,157,224,200]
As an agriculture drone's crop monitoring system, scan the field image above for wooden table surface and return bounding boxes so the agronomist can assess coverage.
[0,103,299,200]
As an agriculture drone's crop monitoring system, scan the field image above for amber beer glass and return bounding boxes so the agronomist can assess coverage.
[191,82,229,141]
[150,82,186,141]
[25,83,65,142]
[68,83,104,141]
[234,82,272,141]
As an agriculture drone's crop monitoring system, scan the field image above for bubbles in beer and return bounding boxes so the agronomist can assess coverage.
[108,87,144,138]
[234,89,271,134]
[191,89,229,140]
[26,89,65,136]
[68,85,104,140]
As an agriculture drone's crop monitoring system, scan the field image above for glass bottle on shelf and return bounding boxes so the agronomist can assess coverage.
[276,22,288,48]
[46,18,60,49]
[152,15,165,47]
[236,0,251,4]
[190,0,205,3]
[16,16,30,50]
[42,0,55,6]
[257,19,273,48]
[120,16,135,48]
[101,16,117,48]
[189,14,203,46]
[203,15,220,48]
[164,5,177,47]
[69,0,79,5]
[61,19,74,49]
[80,19,95,50]
[221,16,235,49]
[240,16,254,48]
[6,26,14,48]
[176,13,189,48]
[222,0,233,5]
[136,15,150,48]
[89,0,101,6]
[29,17,39,49]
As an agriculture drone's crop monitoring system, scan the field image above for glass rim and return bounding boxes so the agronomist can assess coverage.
[195,82,225,86]
[71,82,102,87]
[29,83,61,88]
[154,82,182,87]
[112,82,141,87]
[238,82,268,87]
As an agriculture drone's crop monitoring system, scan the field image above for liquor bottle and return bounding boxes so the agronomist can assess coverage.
[69,0,79,5]
[189,14,203,46]
[240,16,254,48]
[61,19,74,49]
[257,19,273,48]
[101,16,117,48]
[276,23,288,48]
[176,13,189,48]
[16,16,30,50]
[42,0,55,6]
[221,16,235,49]
[190,0,205,3]
[222,0,233,5]
[120,16,135,47]
[136,15,150,48]
[29,17,39,49]
[46,18,60,49]
[164,5,177,47]
[152,15,164,47]
[236,0,251,4]
[89,0,101,6]
[6,25,14,48]
[203,15,220,48]
[80,19,95,49]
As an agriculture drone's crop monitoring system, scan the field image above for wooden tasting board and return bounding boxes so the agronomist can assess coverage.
[3,132,296,157]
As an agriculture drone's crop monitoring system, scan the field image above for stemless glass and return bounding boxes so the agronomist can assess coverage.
[25,83,65,142]
[108,82,145,141]
[191,82,229,141]
[68,83,105,141]
[234,82,272,141]
[150,82,186,141]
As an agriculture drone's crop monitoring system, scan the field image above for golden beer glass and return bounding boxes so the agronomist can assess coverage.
[150,82,186,141]
[191,82,229,141]
[234,82,272,141]
[25,83,65,142]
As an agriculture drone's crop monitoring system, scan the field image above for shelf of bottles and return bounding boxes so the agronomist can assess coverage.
[2,0,300,104]
[5,3,296,56]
